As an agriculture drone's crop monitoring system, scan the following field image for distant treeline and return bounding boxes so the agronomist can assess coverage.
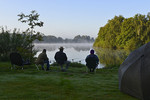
[34,35,95,43]
[94,13,150,50]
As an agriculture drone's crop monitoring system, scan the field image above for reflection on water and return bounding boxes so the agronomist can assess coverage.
[34,43,131,68]
[34,43,105,68]
[34,43,92,52]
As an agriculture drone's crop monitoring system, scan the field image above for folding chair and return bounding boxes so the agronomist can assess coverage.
[35,64,40,70]
[10,52,30,70]
[35,64,47,71]
[86,57,98,73]
[35,62,48,71]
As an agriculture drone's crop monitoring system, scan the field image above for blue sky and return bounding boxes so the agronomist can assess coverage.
[0,0,150,39]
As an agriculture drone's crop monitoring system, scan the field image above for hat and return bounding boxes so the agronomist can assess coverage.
[59,46,64,50]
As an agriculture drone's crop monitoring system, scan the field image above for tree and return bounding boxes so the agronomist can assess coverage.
[94,15,124,48]
[94,13,150,50]
[18,10,44,62]
[0,27,32,61]
[0,27,11,61]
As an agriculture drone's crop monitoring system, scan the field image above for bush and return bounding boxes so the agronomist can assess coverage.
[0,27,41,62]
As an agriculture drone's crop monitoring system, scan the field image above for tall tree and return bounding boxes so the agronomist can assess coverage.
[18,10,44,62]
[94,13,150,50]
[94,15,124,48]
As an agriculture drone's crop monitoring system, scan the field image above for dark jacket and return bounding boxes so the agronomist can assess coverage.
[54,51,67,65]
[85,54,99,67]
[36,52,48,64]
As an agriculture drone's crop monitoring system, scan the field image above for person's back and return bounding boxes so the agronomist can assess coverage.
[86,54,99,67]
[36,52,48,65]
[36,49,50,70]
[85,49,99,72]
[54,47,70,71]
[55,51,67,65]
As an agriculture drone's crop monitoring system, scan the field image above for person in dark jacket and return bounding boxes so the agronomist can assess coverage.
[36,49,50,71]
[54,47,70,71]
[85,49,99,72]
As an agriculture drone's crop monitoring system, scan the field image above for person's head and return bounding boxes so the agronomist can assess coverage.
[42,49,46,53]
[59,46,64,52]
[90,49,94,54]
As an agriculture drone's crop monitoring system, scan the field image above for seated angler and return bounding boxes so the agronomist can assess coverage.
[54,47,70,72]
[36,49,50,71]
[85,49,99,72]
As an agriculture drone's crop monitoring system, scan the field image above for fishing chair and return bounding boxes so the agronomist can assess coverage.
[10,52,30,70]
[86,57,98,73]
[35,64,39,70]
[86,65,97,73]
[34,63,46,71]
[35,60,50,71]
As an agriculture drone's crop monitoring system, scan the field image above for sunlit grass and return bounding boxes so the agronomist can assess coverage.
[0,62,137,100]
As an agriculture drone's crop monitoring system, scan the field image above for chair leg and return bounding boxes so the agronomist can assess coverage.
[85,66,88,73]
[43,65,46,71]
[94,68,97,73]
[94,66,98,73]
[11,64,13,70]
[44,66,46,71]
[22,66,24,70]
[12,65,16,69]
[35,64,39,70]
[14,65,16,69]
[41,64,46,71]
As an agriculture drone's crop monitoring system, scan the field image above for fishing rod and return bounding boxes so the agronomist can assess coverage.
[70,59,86,63]
[49,58,86,64]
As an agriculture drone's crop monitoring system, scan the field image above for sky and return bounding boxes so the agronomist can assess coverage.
[0,0,150,39]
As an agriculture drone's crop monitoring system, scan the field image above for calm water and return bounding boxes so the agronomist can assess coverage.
[34,43,131,68]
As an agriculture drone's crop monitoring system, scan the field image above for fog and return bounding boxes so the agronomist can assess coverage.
[34,43,94,52]
[34,43,105,68]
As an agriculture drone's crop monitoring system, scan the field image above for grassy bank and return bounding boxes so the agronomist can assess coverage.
[0,62,137,100]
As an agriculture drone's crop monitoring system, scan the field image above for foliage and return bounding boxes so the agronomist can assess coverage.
[94,13,150,50]
[94,47,130,68]
[18,10,43,29]
[0,10,43,62]
[73,35,94,43]
[0,28,11,61]
[17,10,44,62]
[0,27,38,61]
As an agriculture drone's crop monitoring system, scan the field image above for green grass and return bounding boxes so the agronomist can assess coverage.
[0,62,137,100]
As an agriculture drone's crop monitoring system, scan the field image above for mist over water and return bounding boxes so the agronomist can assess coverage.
[34,43,93,51]
[34,43,105,68]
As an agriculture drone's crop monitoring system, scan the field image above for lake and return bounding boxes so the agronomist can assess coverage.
[34,43,131,68]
